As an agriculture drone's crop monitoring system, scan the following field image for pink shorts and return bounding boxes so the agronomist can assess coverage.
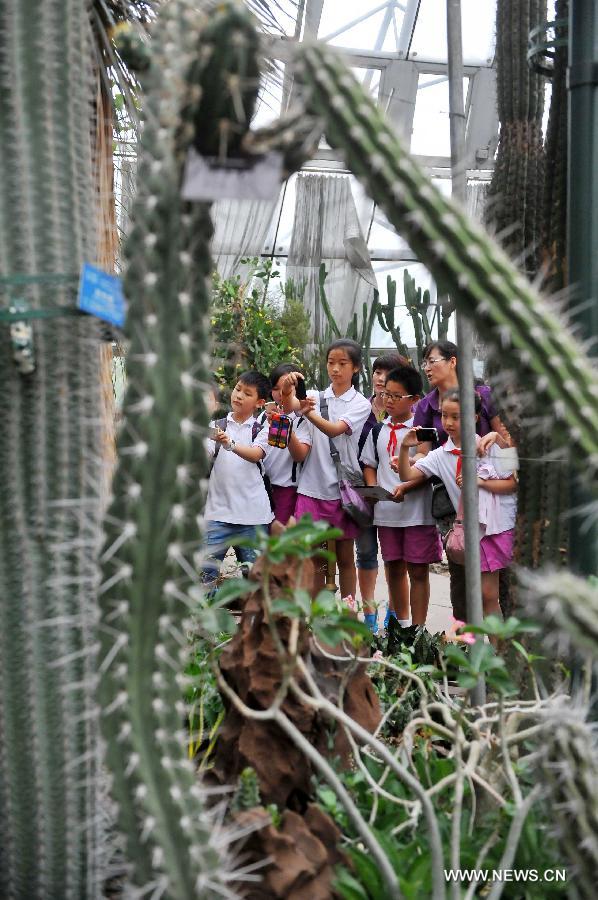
[294,494,360,541]
[378,524,442,564]
[271,485,297,526]
[479,528,514,572]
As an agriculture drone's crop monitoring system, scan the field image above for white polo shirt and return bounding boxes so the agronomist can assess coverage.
[414,438,517,534]
[204,413,274,525]
[360,417,434,527]
[263,412,302,488]
[295,386,372,501]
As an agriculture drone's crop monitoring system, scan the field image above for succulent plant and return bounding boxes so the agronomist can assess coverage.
[97,1,264,894]
[537,706,598,898]
[0,1,107,895]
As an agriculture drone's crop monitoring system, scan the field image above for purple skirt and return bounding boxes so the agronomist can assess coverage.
[479,529,514,572]
[294,494,360,541]
[271,485,297,526]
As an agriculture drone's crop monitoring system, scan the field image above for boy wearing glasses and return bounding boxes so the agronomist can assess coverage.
[359,366,441,626]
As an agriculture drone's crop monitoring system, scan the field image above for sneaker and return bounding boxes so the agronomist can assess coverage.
[364,612,379,635]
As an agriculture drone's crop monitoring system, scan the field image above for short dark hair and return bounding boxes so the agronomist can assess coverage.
[269,362,304,388]
[385,366,423,396]
[237,370,270,401]
[326,339,362,389]
[442,387,482,415]
[372,353,411,372]
[423,340,458,361]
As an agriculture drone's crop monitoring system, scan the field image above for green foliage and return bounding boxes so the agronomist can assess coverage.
[211,257,309,402]
[316,263,378,395]
[231,767,262,812]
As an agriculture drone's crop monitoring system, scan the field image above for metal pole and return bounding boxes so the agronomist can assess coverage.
[446,0,486,705]
[567,0,598,576]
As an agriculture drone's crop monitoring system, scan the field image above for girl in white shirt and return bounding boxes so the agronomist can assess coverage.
[280,339,372,599]
[396,389,517,618]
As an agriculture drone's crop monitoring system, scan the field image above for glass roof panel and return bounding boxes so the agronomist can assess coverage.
[318,0,410,53]
[409,0,496,65]
[410,75,468,157]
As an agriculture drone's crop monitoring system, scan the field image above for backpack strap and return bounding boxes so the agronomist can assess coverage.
[319,392,341,466]
[291,415,303,483]
[210,416,229,468]
[370,421,384,466]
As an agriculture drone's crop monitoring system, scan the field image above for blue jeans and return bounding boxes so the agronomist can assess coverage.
[356,524,379,571]
[200,521,264,586]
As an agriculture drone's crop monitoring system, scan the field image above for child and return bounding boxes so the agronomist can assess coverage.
[357,353,412,631]
[395,389,517,618]
[280,339,372,599]
[201,370,273,585]
[263,362,305,526]
[360,366,441,629]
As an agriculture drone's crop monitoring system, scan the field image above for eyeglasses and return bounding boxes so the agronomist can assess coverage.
[422,356,447,369]
[380,391,414,401]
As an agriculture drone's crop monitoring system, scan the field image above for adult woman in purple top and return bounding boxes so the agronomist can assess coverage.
[412,340,511,622]
[413,340,506,451]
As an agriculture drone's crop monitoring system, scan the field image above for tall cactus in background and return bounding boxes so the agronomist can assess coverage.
[0,2,107,896]
[486,0,547,274]
[293,44,598,490]
[96,1,263,894]
[485,0,568,570]
[375,275,410,359]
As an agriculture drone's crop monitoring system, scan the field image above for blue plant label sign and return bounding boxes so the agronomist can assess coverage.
[78,263,126,327]
[181,148,282,201]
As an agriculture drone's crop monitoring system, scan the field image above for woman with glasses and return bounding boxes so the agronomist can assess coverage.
[413,340,504,452]
[412,340,510,621]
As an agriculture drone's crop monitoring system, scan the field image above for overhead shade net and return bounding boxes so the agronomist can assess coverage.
[286,173,377,341]
[211,198,278,279]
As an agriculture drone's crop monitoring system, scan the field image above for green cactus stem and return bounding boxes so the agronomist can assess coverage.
[0,1,106,895]
[97,1,261,894]
[520,570,598,661]
[537,708,598,897]
[294,44,598,483]
[375,275,410,359]
[486,0,546,277]
[403,268,433,371]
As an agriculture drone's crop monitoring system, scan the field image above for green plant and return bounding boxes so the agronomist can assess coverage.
[317,263,379,395]
[375,275,410,358]
[211,257,308,401]
[97,1,267,894]
[0,1,119,894]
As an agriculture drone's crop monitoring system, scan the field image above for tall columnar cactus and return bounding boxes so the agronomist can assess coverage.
[486,0,547,275]
[0,2,106,896]
[486,0,567,570]
[404,269,433,371]
[96,1,265,894]
[293,45,598,495]
[375,274,410,360]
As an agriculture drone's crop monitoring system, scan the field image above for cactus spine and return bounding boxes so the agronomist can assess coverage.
[294,45,598,488]
[97,1,260,894]
[0,1,106,895]
[537,708,598,897]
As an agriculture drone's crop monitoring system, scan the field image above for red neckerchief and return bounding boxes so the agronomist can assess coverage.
[386,422,408,456]
[448,447,462,481]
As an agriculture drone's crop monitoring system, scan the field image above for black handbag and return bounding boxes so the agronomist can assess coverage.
[430,479,455,520]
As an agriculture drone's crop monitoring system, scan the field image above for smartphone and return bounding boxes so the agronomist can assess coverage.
[415,427,438,443]
[208,426,220,440]
[295,378,307,401]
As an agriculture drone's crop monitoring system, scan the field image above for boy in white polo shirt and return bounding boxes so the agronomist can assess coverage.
[360,366,441,627]
[201,370,273,586]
